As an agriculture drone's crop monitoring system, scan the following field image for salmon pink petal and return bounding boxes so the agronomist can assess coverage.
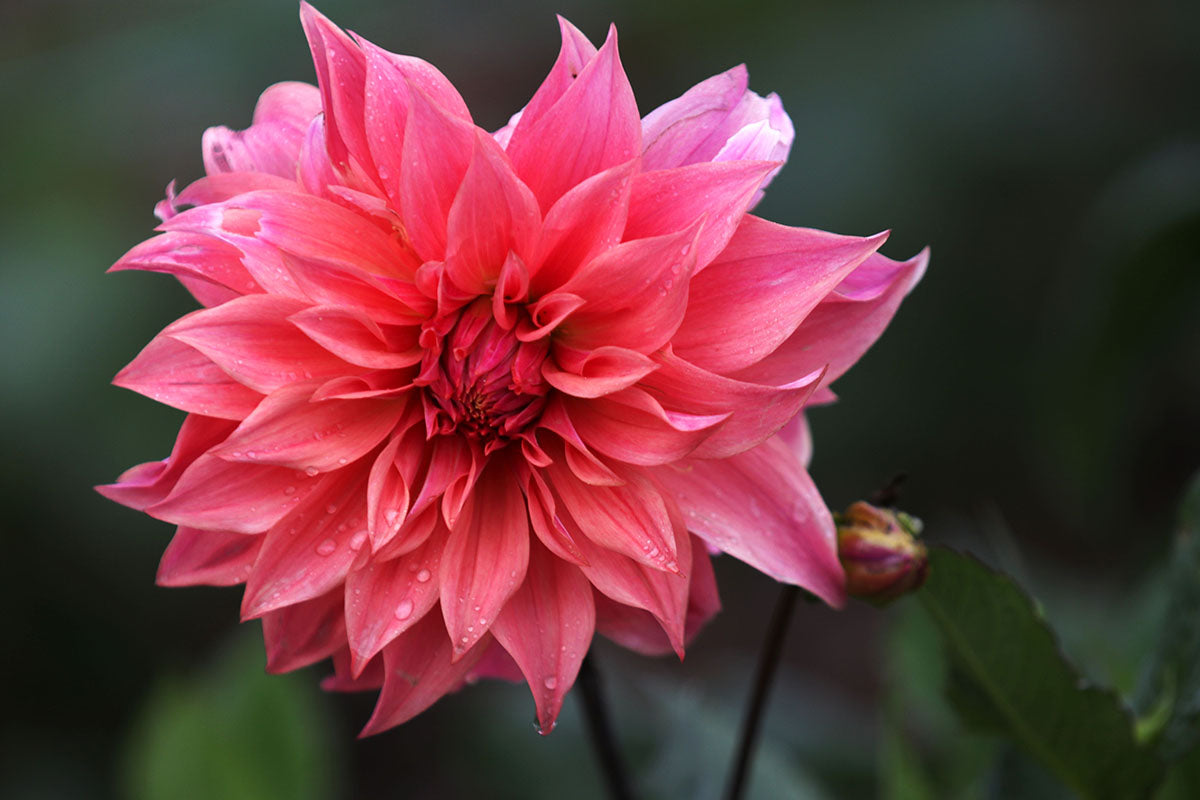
[523,466,588,565]
[176,172,300,207]
[564,388,727,466]
[298,114,341,198]
[556,224,701,354]
[110,231,261,299]
[546,459,678,573]
[444,132,541,294]
[113,334,263,419]
[542,346,658,398]
[641,349,824,460]
[290,305,422,369]
[529,158,636,294]
[466,641,525,684]
[97,415,237,510]
[240,466,370,617]
[506,25,640,212]
[534,399,624,487]
[439,465,530,658]
[344,522,448,674]
[625,160,779,273]
[149,456,320,534]
[299,3,374,180]
[491,542,595,732]
[506,17,598,140]
[652,436,846,607]
[360,610,487,735]
[673,215,888,374]
[778,413,814,468]
[732,249,928,390]
[156,526,263,587]
[163,295,355,394]
[202,81,320,178]
[571,509,692,657]
[261,587,345,672]
[211,382,406,472]
[324,648,385,693]
[594,533,719,654]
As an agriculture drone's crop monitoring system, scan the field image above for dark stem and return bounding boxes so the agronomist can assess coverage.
[578,653,635,800]
[725,584,801,800]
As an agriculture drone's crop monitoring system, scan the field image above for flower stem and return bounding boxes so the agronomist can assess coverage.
[725,584,801,800]
[578,653,635,800]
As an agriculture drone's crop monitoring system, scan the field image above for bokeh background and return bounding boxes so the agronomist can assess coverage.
[3,0,1198,797]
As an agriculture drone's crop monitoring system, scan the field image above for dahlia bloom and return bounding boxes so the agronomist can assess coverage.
[100,3,925,734]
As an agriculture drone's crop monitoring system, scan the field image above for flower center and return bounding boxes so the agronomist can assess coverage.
[418,299,550,447]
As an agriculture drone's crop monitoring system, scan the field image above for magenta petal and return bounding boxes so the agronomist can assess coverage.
[113,334,264,420]
[547,459,679,573]
[202,81,320,178]
[359,609,486,735]
[210,382,406,473]
[163,295,356,394]
[156,526,263,587]
[506,17,598,141]
[240,466,370,618]
[506,25,641,212]
[110,231,261,299]
[641,66,750,170]
[344,522,448,674]
[652,436,846,606]
[97,415,237,511]
[732,249,928,390]
[625,160,778,273]
[261,587,345,673]
[491,542,595,732]
[673,215,888,374]
[439,465,530,658]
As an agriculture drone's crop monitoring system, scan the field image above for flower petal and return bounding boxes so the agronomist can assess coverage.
[439,463,529,658]
[491,541,595,732]
[564,388,727,466]
[290,305,422,369]
[652,436,846,606]
[261,587,345,673]
[110,231,261,299]
[673,215,888,374]
[149,457,321,534]
[542,346,658,398]
[113,333,264,419]
[202,81,320,178]
[156,526,263,587]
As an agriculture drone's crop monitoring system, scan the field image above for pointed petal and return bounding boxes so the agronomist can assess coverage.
[97,415,237,510]
[149,456,321,533]
[491,542,595,732]
[162,294,355,394]
[523,466,588,565]
[541,346,658,398]
[323,647,385,692]
[673,215,888,374]
[113,333,263,419]
[344,522,448,673]
[240,466,370,617]
[359,609,487,735]
[506,25,640,211]
[439,464,530,658]
[261,587,345,673]
[156,526,263,587]
[564,388,726,466]
[731,249,928,389]
[202,81,320,178]
[506,17,598,141]
[210,382,405,473]
[290,305,422,369]
[110,231,261,299]
[652,436,846,606]
[625,160,777,273]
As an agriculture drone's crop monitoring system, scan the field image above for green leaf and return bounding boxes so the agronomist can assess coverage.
[919,547,1162,800]
[1137,473,1200,762]
[122,630,339,800]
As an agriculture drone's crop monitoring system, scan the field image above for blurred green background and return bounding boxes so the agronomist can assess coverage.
[3,0,1198,797]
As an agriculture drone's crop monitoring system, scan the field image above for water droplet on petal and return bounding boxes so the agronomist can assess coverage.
[394,599,414,620]
[350,530,368,551]
[316,538,337,556]
[543,677,558,690]
[283,486,296,496]
[337,457,348,465]
[416,569,431,583]
[304,466,319,477]
[326,504,338,514]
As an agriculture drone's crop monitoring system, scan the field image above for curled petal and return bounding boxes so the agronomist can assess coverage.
[565,388,727,466]
[202,81,321,178]
[156,526,263,587]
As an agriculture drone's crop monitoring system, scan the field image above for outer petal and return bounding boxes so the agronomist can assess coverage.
[652,436,846,607]
[673,215,888,374]
[112,333,264,420]
[97,414,237,511]
[156,526,263,587]
[290,305,422,369]
[261,588,345,673]
[491,541,596,733]
[504,17,598,142]
[359,610,487,735]
[506,25,641,212]
[202,81,320,178]
[240,466,370,617]
[439,463,530,658]
[109,231,261,300]
[731,249,928,390]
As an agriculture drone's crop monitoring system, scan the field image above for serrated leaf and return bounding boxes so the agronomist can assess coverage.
[1137,473,1200,762]
[919,547,1162,800]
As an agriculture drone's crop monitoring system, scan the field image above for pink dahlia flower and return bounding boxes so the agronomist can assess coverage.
[100,3,925,734]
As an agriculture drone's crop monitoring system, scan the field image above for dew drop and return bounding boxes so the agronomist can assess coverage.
[350,530,369,551]
[384,509,399,524]
[283,485,296,496]
[316,538,337,556]
[543,677,558,690]
[304,466,319,477]
[326,504,338,514]
[394,599,414,620]
[416,569,431,583]
[337,457,348,465]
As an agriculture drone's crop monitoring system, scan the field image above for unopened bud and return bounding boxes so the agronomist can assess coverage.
[835,501,928,605]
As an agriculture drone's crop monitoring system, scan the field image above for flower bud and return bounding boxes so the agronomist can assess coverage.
[835,501,928,605]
